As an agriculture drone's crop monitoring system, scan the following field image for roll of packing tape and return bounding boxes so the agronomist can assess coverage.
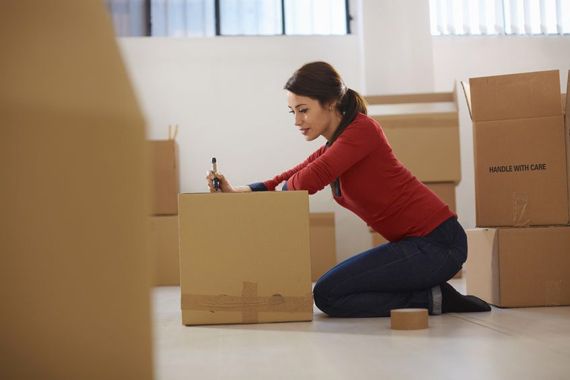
[390,308,428,330]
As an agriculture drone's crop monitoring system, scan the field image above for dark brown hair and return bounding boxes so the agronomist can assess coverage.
[284,61,367,144]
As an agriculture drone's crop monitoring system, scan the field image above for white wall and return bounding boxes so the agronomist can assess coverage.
[433,36,570,229]
[360,0,434,94]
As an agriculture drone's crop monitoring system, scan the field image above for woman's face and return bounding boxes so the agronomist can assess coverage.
[287,91,340,142]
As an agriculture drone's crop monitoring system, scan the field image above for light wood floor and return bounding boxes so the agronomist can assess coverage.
[152,278,570,380]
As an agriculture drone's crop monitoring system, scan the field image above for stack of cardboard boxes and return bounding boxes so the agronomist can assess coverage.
[148,130,180,286]
[366,92,463,277]
[462,70,570,307]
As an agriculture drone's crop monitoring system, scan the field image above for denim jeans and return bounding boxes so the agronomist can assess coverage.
[313,217,467,317]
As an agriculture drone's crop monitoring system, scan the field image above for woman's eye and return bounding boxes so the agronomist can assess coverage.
[299,109,308,113]
[288,110,294,114]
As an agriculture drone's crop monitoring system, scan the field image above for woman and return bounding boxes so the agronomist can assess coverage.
[206,61,491,317]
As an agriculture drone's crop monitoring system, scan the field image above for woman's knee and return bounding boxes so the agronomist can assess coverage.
[313,278,333,314]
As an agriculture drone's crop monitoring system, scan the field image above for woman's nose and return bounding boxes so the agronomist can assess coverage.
[295,114,303,126]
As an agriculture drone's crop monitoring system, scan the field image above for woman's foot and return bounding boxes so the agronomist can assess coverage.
[441,282,491,313]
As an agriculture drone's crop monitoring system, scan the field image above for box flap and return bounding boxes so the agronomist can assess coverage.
[468,70,562,121]
[460,81,473,119]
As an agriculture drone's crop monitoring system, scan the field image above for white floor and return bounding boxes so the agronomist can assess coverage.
[152,279,570,380]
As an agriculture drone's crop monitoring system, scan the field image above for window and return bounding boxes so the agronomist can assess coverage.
[429,0,570,36]
[106,0,351,37]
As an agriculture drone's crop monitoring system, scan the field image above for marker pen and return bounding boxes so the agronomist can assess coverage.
[211,157,220,191]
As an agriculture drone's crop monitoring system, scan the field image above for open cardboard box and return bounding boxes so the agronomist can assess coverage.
[461,70,570,227]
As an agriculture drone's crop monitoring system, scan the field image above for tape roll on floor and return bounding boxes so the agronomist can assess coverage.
[390,308,429,330]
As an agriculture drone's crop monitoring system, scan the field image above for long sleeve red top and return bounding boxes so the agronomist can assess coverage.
[258,113,455,242]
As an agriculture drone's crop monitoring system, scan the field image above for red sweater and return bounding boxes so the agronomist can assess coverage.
[262,113,455,242]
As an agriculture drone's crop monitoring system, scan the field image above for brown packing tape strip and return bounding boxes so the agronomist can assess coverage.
[512,192,531,227]
[181,281,313,324]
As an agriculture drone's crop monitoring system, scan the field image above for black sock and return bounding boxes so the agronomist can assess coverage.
[440,282,491,313]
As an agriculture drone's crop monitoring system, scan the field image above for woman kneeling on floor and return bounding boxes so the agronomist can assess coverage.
[206,61,491,317]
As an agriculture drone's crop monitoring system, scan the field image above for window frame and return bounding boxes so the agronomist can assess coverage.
[124,0,352,37]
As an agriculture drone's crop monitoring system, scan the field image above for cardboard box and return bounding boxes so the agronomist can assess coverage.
[309,213,337,281]
[462,70,569,227]
[179,192,313,325]
[0,2,153,379]
[150,139,179,215]
[369,100,461,183]
[466,226,570,307]
[565,73,570,220]
[149,216,180,286]
[370,182,456,245]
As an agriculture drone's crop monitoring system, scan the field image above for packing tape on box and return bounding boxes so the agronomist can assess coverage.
[181,281,313,323]
[512,192,531,227]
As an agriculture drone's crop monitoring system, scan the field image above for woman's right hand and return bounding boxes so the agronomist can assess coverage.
[206,171,251,193]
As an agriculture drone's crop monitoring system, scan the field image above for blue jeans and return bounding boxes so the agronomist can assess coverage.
[313,217,467,317]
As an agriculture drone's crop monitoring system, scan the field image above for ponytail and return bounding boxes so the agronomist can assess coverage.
[327,88,367,145]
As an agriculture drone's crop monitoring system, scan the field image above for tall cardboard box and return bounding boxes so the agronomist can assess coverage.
[179,192,313,325]
[462,70,569,227]
[150,139,179,215]
[0,2,153,379]
[149,216,180,286]
[466,227,570,307]
[309,213,337,281]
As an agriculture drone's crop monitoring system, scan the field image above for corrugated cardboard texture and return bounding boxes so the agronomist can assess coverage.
[0,2,153,380]
[372,113,461,182]
[150,140,179,215]
[309,213,337,281]
[469,70,562,121]
[467,227,570,307]
[371,182,456,245]
[149,216,180,286]
[179,192,313,325]
[474,115,568,226]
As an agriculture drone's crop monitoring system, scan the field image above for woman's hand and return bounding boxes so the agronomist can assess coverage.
[206,171,251,193]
